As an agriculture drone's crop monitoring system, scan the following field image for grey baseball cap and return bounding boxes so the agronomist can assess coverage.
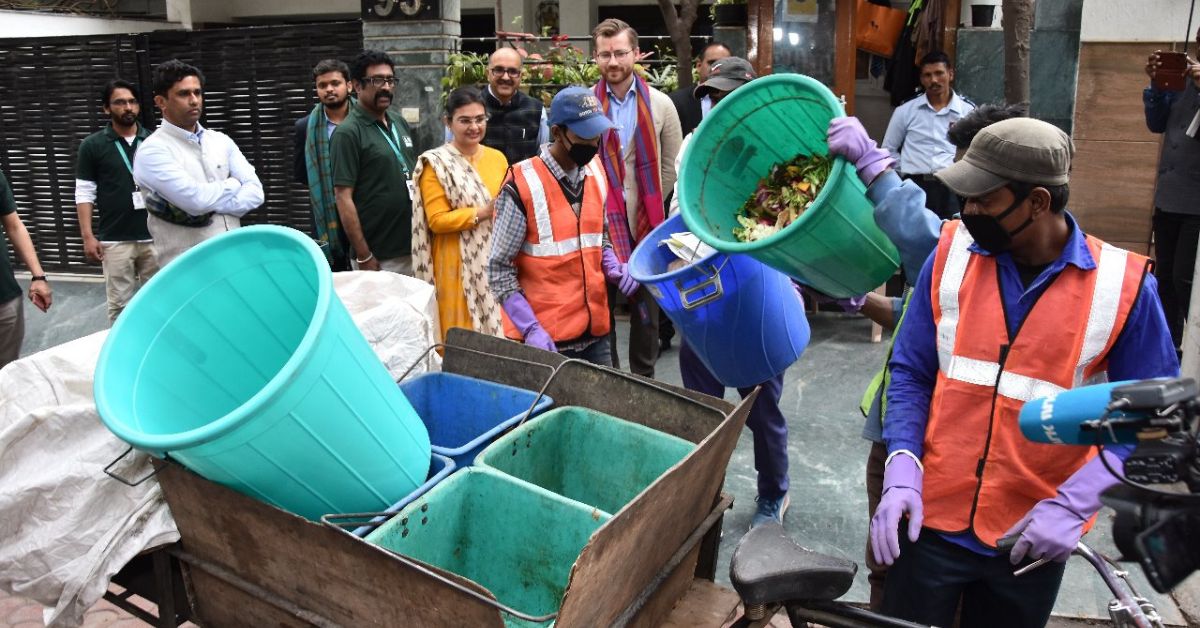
[935,117,1075,197]
[694,57,757,98]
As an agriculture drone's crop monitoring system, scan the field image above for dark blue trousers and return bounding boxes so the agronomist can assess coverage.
[678,340,789,499]
[882,528,1066,628]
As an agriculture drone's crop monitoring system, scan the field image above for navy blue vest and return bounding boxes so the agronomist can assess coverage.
[483,89,543,165]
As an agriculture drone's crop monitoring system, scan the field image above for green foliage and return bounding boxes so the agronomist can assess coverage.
[710,0,747,20]
[442,37,680,105]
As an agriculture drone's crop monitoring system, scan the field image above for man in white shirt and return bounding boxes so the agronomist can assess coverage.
[882,51,974,220]
[133,59,264,266]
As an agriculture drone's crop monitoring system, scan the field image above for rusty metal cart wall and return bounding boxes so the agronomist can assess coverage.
[156,329,754,627]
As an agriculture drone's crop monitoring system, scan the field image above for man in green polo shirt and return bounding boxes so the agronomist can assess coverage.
[75,79,158,322]
[0,169,53,369]
[331,49,417,274]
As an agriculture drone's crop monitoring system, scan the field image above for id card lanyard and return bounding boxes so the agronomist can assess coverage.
[114,138,146,210]
[376,120,416,200]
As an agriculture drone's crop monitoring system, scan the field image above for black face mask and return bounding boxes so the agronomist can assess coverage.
[563,134,599,167]
[961,191,1034,254]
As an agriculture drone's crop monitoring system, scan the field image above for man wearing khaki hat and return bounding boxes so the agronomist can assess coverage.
[868,118,1178,626]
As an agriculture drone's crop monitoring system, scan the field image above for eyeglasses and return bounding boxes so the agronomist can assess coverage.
[595,49,633,62]
[489,66,521,78]
[364,76,397,88]
[454,115,488,127]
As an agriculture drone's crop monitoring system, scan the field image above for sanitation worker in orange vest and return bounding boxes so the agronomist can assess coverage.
[487,87,639,366]
[870,118,1179,627]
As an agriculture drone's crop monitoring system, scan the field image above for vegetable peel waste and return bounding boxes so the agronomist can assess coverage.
[733,153,833,243]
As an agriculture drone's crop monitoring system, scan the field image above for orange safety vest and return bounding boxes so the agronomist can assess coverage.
[502,156,611,343]
[923,220,1148,547]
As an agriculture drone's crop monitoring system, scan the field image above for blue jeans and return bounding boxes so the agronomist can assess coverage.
[560,338,612,367]
[678,340,789,499]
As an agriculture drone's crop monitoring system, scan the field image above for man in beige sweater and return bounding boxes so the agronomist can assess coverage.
[591,18,682,378]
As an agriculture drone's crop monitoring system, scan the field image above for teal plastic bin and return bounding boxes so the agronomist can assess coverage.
[366,467,609,627]
[94,225,431,521]
[677,73,900,297]
[477,406,696,516]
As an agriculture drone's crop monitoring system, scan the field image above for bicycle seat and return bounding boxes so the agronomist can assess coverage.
[730,521,857,605]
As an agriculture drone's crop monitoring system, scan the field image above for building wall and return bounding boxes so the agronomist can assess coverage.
[1070,1,1186,253]
[0,9,182,37]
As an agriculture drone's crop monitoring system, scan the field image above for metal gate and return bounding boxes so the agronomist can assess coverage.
[0,20,364,274]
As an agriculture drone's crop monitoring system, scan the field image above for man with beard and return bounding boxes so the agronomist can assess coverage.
[445,47,548,165]
[294,59,353,270]
[488,87,638,366]
[331,49,418,274]
[133,59,264,266]
[591,18,682,379]
[75,79,157,322]
[882,51,974,220]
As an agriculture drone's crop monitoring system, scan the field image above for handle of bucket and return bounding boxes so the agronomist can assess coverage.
[319,514,558,623]
[396,342,558,384]
[396,343,445,383]
[103,445,161,487]
[514,357,570,429]
[677,257,730,311]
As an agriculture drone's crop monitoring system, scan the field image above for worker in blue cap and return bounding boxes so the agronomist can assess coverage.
[487,86,639,366]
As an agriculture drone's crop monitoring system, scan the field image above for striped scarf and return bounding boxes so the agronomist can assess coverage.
[593,75,664,262]
[304,100,350,265]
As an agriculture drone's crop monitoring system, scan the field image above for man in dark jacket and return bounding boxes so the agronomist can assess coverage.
[1144,32,1200,350]
[667,42,731,138]
[468,47,549,165]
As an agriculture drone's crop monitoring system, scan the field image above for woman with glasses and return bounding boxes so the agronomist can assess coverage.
[411,87,506,340]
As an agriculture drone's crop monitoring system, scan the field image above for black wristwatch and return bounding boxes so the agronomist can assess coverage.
[30,275,47,283]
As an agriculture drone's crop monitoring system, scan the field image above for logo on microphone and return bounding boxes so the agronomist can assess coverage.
[1039,393,1064,444]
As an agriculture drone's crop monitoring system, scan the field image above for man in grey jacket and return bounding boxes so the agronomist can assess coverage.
[1144,34,1200,350]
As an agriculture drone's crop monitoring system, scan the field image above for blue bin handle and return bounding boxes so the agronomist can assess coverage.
[677,257,730,311]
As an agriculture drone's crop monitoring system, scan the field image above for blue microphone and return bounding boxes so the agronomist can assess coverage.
[1019,381,1143,445]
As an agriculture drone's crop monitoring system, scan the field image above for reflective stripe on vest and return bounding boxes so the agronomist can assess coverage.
[935,226,1128,402]
[517,160,606,258]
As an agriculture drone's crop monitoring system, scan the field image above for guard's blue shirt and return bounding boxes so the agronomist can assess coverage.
[883,212,1179,554]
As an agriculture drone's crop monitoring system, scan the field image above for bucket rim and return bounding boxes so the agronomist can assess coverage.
[678,72,861,254]
[94,225,333,452]
[628,213,727,284]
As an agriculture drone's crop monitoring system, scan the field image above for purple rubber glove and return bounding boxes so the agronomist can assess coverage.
[827,116,896,187]
[602,248,639,297]
[501,292,557,353]
[870,454,924,566]
[1004,450,1124,564]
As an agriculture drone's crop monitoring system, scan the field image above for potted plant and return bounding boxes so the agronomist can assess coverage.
[711,0,748,27]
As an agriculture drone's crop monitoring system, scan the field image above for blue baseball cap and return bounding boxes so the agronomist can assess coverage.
[548,86,615,140]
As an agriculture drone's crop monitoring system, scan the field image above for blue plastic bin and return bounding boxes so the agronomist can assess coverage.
[94,226,431,521]
[628,213,810,388]
[352,452,456,537]
[399,372,553,469]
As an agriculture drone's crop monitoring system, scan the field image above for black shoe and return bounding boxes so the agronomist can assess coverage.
[660,337,672,352]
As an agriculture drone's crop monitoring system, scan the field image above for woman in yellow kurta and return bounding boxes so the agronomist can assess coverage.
[411,87,507,340]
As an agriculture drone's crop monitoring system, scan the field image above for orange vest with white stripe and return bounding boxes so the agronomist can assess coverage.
[502,156,611,342]
[923,220,1148,547]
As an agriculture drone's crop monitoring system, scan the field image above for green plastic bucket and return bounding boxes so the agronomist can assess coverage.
[94,225,431,521]
[365,467,609,627]
[677,73,900,297]
[476,407,696,516]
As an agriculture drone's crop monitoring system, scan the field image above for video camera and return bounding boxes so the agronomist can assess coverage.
[1019,378,1200,593]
